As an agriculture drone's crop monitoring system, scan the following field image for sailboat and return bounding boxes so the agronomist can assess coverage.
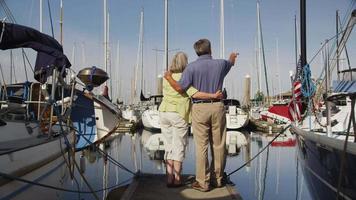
[224,99,249,130]
[219,0,249,130]
[139,7,164,132]
[291,3,356,199]
[67,0,121,149]
[0,22,75,188]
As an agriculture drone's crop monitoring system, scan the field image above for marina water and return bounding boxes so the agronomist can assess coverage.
[0,129,313,200]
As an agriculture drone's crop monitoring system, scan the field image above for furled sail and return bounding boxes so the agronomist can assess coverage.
[0,22,71,83]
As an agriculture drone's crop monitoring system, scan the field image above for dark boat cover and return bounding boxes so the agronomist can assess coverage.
[0,22,71,83]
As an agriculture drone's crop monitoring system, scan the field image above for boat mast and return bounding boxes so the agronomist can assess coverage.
[140,9,144,96]
[300,0,307,68]
[40,0,43,32]
[294,15,299,69]
[336,10,340,81]
[257,1,270,101]
[116,40,120,101]
[256,2,262,94]
[134,9,144,102]
[59,0,63,45]
[220,0,225,59]
[103,0,108,78]
[108,12,113,98]
[276,38,282,101]
[164,0,168,70]
[255,36,261,94]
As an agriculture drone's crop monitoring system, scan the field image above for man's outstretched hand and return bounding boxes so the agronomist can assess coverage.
[229,52,239,65]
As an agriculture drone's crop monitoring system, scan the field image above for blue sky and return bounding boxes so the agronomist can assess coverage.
[1,0,355,102]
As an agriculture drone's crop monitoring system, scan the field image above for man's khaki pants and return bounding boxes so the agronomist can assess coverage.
[192,102,226,188]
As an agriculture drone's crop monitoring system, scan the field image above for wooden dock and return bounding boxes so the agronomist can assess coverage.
[107,173,242,200]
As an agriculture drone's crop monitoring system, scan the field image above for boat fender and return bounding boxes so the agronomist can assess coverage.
[80,155,86,173]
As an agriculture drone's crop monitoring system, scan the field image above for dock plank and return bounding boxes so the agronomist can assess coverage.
[108,173,242,200]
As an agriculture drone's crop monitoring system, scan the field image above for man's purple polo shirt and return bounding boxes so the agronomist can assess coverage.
[178,54,233,96]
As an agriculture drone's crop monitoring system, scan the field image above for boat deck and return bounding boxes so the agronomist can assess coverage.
[107,173,242,200]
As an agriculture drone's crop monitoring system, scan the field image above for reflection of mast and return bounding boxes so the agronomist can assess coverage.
[245,133,252,169]
[275,147,280,194]
[102,155,109,200]
[261,146,270,200]
[257,146,262,200]
[114,139,119,185]
[131,135,138,172]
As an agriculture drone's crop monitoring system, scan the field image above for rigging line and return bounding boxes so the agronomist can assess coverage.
[51,103,135,174]
[327,3,356,62]
[54,107,133,199]
[1,1,34,74]
[0,0,16,23]
[227,125,289,177]
[338,14,352,73]
[0,64,7,99]
[58,132,81,200]
[22,50,29,81]
[57,122,136,175]
[308,22,354,65]
[73,155,100,200]
[47,0,54,38]
[336,98,355,200]
[0,171,134,194]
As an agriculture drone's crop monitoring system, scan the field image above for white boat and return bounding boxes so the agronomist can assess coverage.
[142,105,161,132]
[0,16,81,189]
[291,7,356,200]
[121,105,141,123]
[73,68,122,149]
[224,99,249,130]
[141,95,162,132]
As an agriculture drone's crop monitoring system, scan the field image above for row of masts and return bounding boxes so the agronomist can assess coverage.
[12,0,350,106]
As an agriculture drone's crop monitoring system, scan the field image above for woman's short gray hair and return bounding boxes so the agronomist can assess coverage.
[169,52,188,73]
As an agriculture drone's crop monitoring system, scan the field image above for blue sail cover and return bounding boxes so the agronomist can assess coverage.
[0,22,71,83]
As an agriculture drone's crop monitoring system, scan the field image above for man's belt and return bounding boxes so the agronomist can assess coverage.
[192,99,222,104]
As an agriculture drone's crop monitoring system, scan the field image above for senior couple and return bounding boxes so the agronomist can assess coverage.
[158,38,238,192]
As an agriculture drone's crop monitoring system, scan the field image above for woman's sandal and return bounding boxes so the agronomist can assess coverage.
[172,178,184,187]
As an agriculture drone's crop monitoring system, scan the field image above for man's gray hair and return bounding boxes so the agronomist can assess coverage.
[193,39,211,56]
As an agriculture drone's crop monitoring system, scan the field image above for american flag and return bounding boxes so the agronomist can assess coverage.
[288,81,302,121]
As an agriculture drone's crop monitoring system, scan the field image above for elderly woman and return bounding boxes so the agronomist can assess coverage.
[159,52,222,187]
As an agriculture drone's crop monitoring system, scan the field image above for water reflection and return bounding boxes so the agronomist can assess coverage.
[226,130,248,157]
[1,129,314,200]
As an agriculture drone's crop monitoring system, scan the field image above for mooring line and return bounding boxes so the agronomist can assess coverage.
[227,125,290,177]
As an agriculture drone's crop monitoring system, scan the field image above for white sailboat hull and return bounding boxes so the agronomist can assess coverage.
[0,132,74,187]
[226,107,249,130]
[142,109,161,131]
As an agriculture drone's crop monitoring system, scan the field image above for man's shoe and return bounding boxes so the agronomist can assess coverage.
[211,181,225,188]
[191,181,210,192]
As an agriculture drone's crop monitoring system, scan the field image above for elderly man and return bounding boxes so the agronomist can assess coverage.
[164,38,238,192]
